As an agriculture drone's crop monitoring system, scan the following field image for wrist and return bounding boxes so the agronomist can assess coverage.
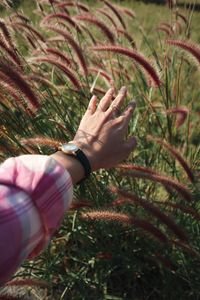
[71,140,97,172]
[51,151,85,185]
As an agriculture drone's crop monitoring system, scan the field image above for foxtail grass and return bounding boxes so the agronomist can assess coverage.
[21,136,62,148]
[96,8,118,29]
[88,67,112,85]
[157,26,173,37]
[75,14,115,44]
[110,186,188,242]
[42,47,72,65]
[44,25,88,76]
[6,278,48,287]
[41,13,82,34]
[11,13,30,24]
[0,38,22,69]
[80,24,97,46]
[155,200,200,221]
[91,45,161,87]
[11,22,46,43]
[147,135,195,183]
[0,59,40,111]
[101,0,126,29]
[82,210,169,243]
[176,12,188,26]
[166,107,189,128]
[167,39,200,65]
[27,74,61,96]
[55,1,89,13]
[116,28,136,49]
[0,18,15,51]
[29,56,81,89]
[69,199,92,210]
[117,164,193,202]
[121,7,136,19]
[0,79,33,115]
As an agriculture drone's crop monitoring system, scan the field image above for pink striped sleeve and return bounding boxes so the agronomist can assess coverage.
[0,155,73,285]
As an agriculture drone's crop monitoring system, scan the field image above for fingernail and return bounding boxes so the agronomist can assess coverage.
[91,95,96,101]
[119,86,127,93]
[110,80,114,87]
[128,107,134,113]
[128,100,136,109]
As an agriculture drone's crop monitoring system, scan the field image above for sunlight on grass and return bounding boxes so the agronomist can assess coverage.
[0,0,200,299]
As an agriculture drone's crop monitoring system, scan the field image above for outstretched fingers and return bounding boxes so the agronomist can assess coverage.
[91,86,127,115]
[87,95,98,114]
[121,100,136,130]
[108,86,127,116]
[98,87,115,111]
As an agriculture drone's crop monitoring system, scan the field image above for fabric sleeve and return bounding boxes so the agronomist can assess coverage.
[0,155,73,285]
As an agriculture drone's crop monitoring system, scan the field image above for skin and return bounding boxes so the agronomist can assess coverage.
[51,86,137,184]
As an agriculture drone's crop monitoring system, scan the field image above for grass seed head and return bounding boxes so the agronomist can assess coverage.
[96,8,118,29]
[75,14,115,44]
[21,136,62,148]
[118,165,193,202]
[0,59,40,111]
[44,25,88,76]
[41,13,82,34]
[167,39,200,66]
[166,107,189,128]
[55,1,89,13]
[91,45,162,87]
[147,135,195,183]
[111,186,188,242]
[101,0,126,29]
[29,56,81,89]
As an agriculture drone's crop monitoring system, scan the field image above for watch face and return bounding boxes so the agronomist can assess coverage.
[61,143,78,153]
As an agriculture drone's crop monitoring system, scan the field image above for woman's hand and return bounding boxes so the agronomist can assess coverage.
[51,87,136,184]
[72,86,136,172]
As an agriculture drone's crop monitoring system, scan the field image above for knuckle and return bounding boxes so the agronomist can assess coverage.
[116,116,124,123]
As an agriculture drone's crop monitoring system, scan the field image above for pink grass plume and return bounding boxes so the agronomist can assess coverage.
[41,13,82,34]
[82,210,169,243]
[0,59,40,111]
[101,0,126,29]
[29,56,81,89]
[117,164,193,202]
[91,45,161,87]
[96,8,118,29]
[75,14,115,44]
[44,25,88,76]
[55,1,89,12]
[166,107,189,128]
[147,135,195,183]
[21,136,62,148]
[110,185,188,242]
[167,39,200,66]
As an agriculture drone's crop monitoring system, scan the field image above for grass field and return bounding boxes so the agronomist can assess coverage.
[0,0,200,299]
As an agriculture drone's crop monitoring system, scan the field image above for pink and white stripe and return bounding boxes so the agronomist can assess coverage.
[0,155,73,285]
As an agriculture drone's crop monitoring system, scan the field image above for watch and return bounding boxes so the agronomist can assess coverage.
[59,142,91,183]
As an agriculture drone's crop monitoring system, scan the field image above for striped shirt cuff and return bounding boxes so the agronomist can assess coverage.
[0,155,73,259]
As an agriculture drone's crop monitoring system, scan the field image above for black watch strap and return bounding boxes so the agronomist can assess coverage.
[59,143,92,184]
[75,149,91,182]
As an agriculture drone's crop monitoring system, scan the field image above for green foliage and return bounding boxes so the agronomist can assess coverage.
[0,0,200,299]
